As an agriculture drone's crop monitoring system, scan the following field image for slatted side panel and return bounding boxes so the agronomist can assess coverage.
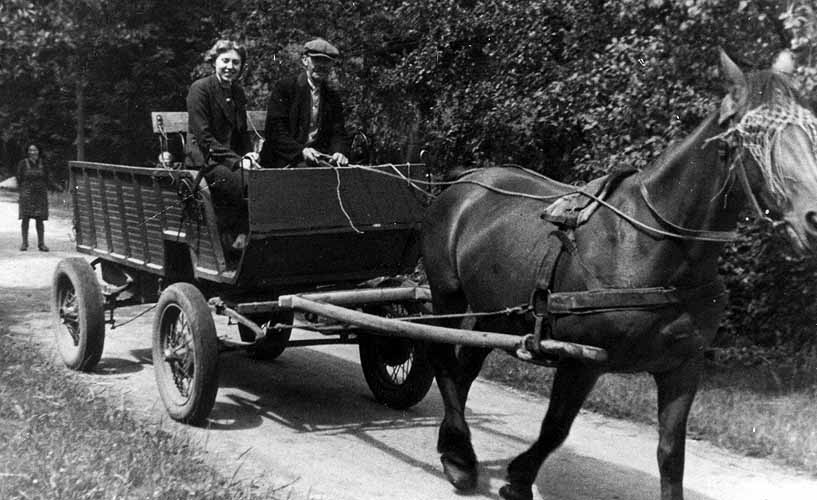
[160,187,184,238]
[69,161,237,285]
[88,171,109,252]
[189,214,221,273]
[140,175,166,267]
[74,168,96,249]
[103,172,126,257]
[119,176,141,261]
[70,163,168,271]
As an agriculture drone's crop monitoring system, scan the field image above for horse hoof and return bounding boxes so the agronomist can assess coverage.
[441,455,478,491]
[499,482,533,500]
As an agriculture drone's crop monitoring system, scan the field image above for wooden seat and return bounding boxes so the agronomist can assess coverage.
[150,111,266,135]
[151,111,267,166]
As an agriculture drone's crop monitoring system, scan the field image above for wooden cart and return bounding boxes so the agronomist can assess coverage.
[52,113,606,425]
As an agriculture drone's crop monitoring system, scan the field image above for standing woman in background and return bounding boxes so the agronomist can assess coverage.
[16,144,50,252]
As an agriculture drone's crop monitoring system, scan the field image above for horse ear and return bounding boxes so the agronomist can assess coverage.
[718,49,747,125]
[719,49,746,87]
[719,94,739,125]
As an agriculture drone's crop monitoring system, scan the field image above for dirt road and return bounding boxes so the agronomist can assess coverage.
[0,189,814,500]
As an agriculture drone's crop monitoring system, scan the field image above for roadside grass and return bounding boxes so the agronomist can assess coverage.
[480,349,817,475]
[0,326,278,500]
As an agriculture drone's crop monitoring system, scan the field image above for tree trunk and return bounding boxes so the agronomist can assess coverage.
[75,77,86,161]
[404,107,422,163]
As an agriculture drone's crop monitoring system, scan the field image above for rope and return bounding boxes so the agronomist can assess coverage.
[110,304,157,330]
[400,304,532,321]
[288,304,532,329]
[577,188,737,242]
[246,111,264,152]
[331,164,363,234]
[334,163,570,201]
[343,163,716,239]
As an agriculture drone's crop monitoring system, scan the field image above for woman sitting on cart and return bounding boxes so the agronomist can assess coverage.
[186,39,257,252]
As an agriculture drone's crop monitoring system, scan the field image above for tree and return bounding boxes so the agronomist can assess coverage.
[0,0,227,172]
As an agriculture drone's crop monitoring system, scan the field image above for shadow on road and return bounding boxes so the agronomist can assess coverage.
[94,356,145,375]
[191,346,718,500]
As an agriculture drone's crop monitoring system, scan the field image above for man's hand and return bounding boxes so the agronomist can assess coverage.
[241,152,261,169]
[302,148,348,167]
[330,152,349,167]
[302,147,321,165]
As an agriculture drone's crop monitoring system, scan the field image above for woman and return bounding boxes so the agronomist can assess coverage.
[186,39,254,252]
[16,144,50,251]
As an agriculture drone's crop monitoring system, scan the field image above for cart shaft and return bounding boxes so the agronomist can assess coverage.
[278,294,522,350]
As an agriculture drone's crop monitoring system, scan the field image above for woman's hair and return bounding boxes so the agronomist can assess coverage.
[205,40,247,70]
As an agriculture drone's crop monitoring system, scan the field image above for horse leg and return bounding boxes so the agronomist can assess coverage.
[427,292,491,491]
[430,341,480,490]
[453,344,492,407]
[500,361,600,500]
[653,356,702,500]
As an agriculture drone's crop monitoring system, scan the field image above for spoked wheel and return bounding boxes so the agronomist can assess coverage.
[238,311,294,361]
[152,283,218,425]
[358,303,434,409]
[51,258,105,371]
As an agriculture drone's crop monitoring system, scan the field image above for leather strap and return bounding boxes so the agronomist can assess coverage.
[547,281,726,315]
[639,182,738,242]
[734,158,776,225]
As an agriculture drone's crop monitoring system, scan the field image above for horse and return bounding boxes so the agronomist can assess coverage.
[420,50,817,500]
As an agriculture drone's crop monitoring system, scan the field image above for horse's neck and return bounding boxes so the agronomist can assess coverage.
[639,113,742,234]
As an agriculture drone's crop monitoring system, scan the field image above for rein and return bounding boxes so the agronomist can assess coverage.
[345,164,742,241]
[638,181,738,243]
[732,152,784,229]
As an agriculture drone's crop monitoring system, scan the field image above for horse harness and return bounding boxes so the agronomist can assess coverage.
[516,101,817,361]
[520,168,729,362]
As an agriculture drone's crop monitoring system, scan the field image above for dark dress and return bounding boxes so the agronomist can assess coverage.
[17,158,49,220]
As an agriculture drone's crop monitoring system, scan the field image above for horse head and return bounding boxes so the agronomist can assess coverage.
[718,50,817,254]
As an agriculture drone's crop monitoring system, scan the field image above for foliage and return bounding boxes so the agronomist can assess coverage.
[0,0,229,177]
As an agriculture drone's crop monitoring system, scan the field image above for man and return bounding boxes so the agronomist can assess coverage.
[186,40,255,251]
[259,38,349,168]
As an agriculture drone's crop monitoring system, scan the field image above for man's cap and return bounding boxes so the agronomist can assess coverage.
[304,38,339,60]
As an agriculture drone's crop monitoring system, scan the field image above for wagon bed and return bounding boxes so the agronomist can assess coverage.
[69,161,429,291]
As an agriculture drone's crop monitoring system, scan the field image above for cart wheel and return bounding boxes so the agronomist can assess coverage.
[358,304,434,409]
[238,311,294,361]
[152,283,218,425]
[51,258,105,371]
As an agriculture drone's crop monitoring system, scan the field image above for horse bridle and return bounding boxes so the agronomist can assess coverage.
[636,106,797,243]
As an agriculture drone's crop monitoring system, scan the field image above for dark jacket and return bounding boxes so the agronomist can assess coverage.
[186,74,252,169]
[259,73,348,168]
[16,158,49,186]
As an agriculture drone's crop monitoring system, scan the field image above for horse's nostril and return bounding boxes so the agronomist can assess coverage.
[806,211,817,232]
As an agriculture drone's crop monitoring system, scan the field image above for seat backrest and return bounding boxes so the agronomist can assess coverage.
[151,111,266,135]
[151,111,267,166]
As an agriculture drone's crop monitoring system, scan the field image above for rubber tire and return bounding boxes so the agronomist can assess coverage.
[51,258,105,371]
[152,282,219,425]
[240,311,294,361]
[358,305,435,410]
